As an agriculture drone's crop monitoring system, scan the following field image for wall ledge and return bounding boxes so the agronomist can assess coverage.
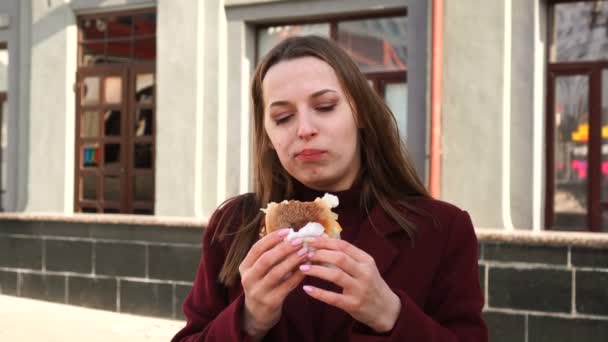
[476,228,608,248]
[1,214,607,247]
[0,212,208,228]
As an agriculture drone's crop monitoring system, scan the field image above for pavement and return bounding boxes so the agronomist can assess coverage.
[0,295,186,341]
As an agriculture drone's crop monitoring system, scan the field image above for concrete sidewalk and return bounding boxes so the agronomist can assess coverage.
[0,295,185,341]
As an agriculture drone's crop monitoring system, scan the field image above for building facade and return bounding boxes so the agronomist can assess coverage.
[0,0,607,341]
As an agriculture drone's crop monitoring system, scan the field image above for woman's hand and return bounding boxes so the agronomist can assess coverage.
[301,237,401,333]
[239,229,308,340]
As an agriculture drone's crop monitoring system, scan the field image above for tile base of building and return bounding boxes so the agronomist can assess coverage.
[1,217,608,341]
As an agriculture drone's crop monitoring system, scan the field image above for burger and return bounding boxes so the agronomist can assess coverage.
[260,193,342,241]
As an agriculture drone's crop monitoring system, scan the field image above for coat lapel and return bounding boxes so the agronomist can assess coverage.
[319,205,403,340]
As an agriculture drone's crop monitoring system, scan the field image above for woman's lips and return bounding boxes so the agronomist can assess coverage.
[295,149,326,162]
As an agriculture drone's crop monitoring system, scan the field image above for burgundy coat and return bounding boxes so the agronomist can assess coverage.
[172,194,488,341]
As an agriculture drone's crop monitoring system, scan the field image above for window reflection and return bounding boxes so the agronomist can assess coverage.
[552,1,608,62]
[257,24,330,59]
[104,143,121,168]
[385,82,408,138]
[82,174,97,200]
[554,75,589,229]
[134,143,152,169]
[82,77,100,105]
[135,109,153,136]
[82,143,100,168]
[602,70,608,230]
[104,77,122,104]
[82,111,99,138]
[79,11,156,66]
[104,110,120,136]
[338,17,407,72]
[104,175,120,201]
[134,174,153,201]
[135,73,154,104]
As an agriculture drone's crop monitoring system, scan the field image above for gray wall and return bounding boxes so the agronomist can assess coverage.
[0,0,27,213]
[442,0,545,230]
[26,1,76,212]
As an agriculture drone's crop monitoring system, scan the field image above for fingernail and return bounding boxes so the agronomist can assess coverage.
[303,285,313,293]
[297,247,308,256]
[307,251,314,258]
[278,229,290,236]
[299,264,310,272]
[291,238,303,246]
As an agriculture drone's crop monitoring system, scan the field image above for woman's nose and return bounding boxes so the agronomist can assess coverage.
[297,112,318,139]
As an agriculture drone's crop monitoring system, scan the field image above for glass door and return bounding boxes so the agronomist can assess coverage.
[75,63,156,214]
[601,69,608,230]
[549,71,591,230]
[75,65,129,213]
[547,66,606,231]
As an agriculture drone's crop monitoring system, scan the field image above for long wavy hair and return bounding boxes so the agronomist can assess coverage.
[214,36,430,286]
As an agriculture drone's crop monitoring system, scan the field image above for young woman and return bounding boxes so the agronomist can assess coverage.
[172,36,487,342]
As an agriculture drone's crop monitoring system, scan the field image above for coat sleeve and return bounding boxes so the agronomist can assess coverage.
[349,210,488,341]
[171,199,254,342]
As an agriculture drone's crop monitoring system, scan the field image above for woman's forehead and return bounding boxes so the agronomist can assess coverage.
[262,57,342,102]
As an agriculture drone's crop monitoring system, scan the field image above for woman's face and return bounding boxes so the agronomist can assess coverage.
[262,56,361,192]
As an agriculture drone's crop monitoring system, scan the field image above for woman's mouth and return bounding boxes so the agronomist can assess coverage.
[295,149,326,162]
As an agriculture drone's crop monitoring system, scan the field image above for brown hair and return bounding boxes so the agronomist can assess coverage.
[214,35,430,286]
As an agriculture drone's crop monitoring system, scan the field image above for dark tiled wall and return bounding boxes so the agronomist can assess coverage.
[479,242,608,342]
[0,220,201,320]
[1,219,608,341]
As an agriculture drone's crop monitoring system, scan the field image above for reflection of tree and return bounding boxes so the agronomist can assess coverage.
[555,2,608,61]
[555,76,589,215]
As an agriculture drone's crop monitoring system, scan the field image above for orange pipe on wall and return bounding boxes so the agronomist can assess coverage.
[429,0,443,198]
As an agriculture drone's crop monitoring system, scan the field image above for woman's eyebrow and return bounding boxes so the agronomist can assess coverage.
[267,89,338,110]
[310,89,338,98]
[268,100,290,110]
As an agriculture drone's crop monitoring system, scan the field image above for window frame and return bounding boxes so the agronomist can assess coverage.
[75,9,156,215]
[77,8,156,67]
[254,9,408,95]
[545,0,607,231]
[0,41,6,212]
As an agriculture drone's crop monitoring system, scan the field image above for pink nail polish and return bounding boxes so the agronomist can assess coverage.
[291,238,303,246]
[303,285,313,293]
[297,247,308,256]
[299,264,310,271]
[278,229,290,236]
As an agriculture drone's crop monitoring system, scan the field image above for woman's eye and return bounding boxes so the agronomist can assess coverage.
[316,104,336,112]
[275,115,292,125]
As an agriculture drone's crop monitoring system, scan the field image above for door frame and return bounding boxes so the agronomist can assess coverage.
[74,62,156,214]
[0,91,6,212]
[546,62,607,230]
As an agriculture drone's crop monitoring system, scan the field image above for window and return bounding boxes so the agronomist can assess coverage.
[256,11,408,136]
[0,42,7,211]
[75,10,156,215]
[546,1,608,231]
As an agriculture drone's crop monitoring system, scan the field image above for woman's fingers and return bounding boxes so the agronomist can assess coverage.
[266,245,309,285]
[273,269,307,300]
[248,238,304,280]
[306,249,360,277]
[302,285,352,312]
[307,237,372,263]
[240,229,290,271]
[299,263,356,289]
